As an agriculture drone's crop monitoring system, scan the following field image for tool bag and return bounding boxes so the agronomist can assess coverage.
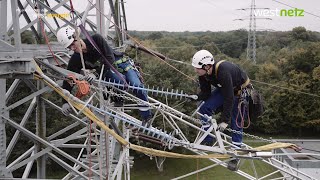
[248,89,264,120]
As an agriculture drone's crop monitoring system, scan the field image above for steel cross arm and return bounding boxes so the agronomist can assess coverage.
[51,0,97,29]
[6,97,36,159]
[99,80,197,100]
[22,151,35,178]
[265,158,317,180]
[5,79,21,103]
[17,0,41,42]
[56,144,97,148]
[7,146,35,169]
[108,0,123,45]
[7,127,88,172]
[8,0,72,39]
[109,87,200,125]
[47,121,82,141]
[22,79,38,92]
[71,163,101,180]
[47,152,88,179]
[6,85,52,111]
[158,110,188,142]
[113,88,224,143]
[172,158,231,180]
[62,138,89,180]
[189,149,256,180]
[7,0,28,31]
[42,98,89,127]
[111,87,237,152]
[4,117,101,177]
[106,88,230,153]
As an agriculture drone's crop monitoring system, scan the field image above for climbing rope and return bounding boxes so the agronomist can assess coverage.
[235,100,250,129]
[34,3,62,67]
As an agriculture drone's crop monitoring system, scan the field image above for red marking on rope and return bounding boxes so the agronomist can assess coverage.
[236,101,251,129]
[39,16,62,67]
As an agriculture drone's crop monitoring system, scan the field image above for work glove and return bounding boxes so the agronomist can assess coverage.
[186,94,198,102]
[217,122,228,132]
[83,73,96,83]
[62,103,72,116]
[80,69,97,83]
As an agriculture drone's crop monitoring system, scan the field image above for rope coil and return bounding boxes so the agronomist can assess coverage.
[68,74,90,98]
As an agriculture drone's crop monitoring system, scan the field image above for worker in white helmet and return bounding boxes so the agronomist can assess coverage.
[192,49,251,171]
[57,26,152,126]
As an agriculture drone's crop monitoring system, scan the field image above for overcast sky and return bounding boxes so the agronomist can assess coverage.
[6,0,320,32]
[123,0,320,32]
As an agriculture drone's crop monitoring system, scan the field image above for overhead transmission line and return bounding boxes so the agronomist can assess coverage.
[251,80,320,98]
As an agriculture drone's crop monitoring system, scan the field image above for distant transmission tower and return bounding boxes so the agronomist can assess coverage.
[235,0,271,63]
[247,0,257,63]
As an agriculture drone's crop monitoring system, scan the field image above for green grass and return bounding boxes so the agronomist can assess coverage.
[131,156,282,180]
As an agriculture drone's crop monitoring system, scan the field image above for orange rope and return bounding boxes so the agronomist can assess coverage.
[236,101,251,129]
[38,13,62,67]
[68,74,90,98]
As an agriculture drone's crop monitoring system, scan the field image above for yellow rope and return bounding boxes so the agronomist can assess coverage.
[34,61,299,159]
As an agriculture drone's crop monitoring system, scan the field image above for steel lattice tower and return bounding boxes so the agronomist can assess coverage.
[247,0,257,63]
[235,0,271,63]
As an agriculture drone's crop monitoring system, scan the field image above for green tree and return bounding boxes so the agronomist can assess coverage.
[291,26,309,41]
[21,30,36,44]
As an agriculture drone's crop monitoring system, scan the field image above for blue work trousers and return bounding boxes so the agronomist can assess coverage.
[104,61,151,120]
[199,88,248,147]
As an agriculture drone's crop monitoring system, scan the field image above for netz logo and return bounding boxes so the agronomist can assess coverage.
[254,8,304,17]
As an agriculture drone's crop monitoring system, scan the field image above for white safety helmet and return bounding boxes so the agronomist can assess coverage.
[191,50,215,68]
[56,26,75,48]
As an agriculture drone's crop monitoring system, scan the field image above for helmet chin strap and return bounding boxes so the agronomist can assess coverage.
[203,65,212,75]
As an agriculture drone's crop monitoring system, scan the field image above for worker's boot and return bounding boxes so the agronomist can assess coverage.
[141,115,153,128]
[227,158,241,171]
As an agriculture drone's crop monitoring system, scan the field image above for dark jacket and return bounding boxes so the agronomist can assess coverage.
[199,60,248,123]
[62,34,119,102]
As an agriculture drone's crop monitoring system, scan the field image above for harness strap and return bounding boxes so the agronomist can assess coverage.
[214,60,250,94]
[113,56,129,65]
[241,78,251,89]
[116,65,133,73]
[215,60,226,78]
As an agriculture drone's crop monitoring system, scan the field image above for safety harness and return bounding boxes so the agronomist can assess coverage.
[113,56,134,73]
[215,60,250,96]
[214,60,252,128]
[78,24,128,87]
